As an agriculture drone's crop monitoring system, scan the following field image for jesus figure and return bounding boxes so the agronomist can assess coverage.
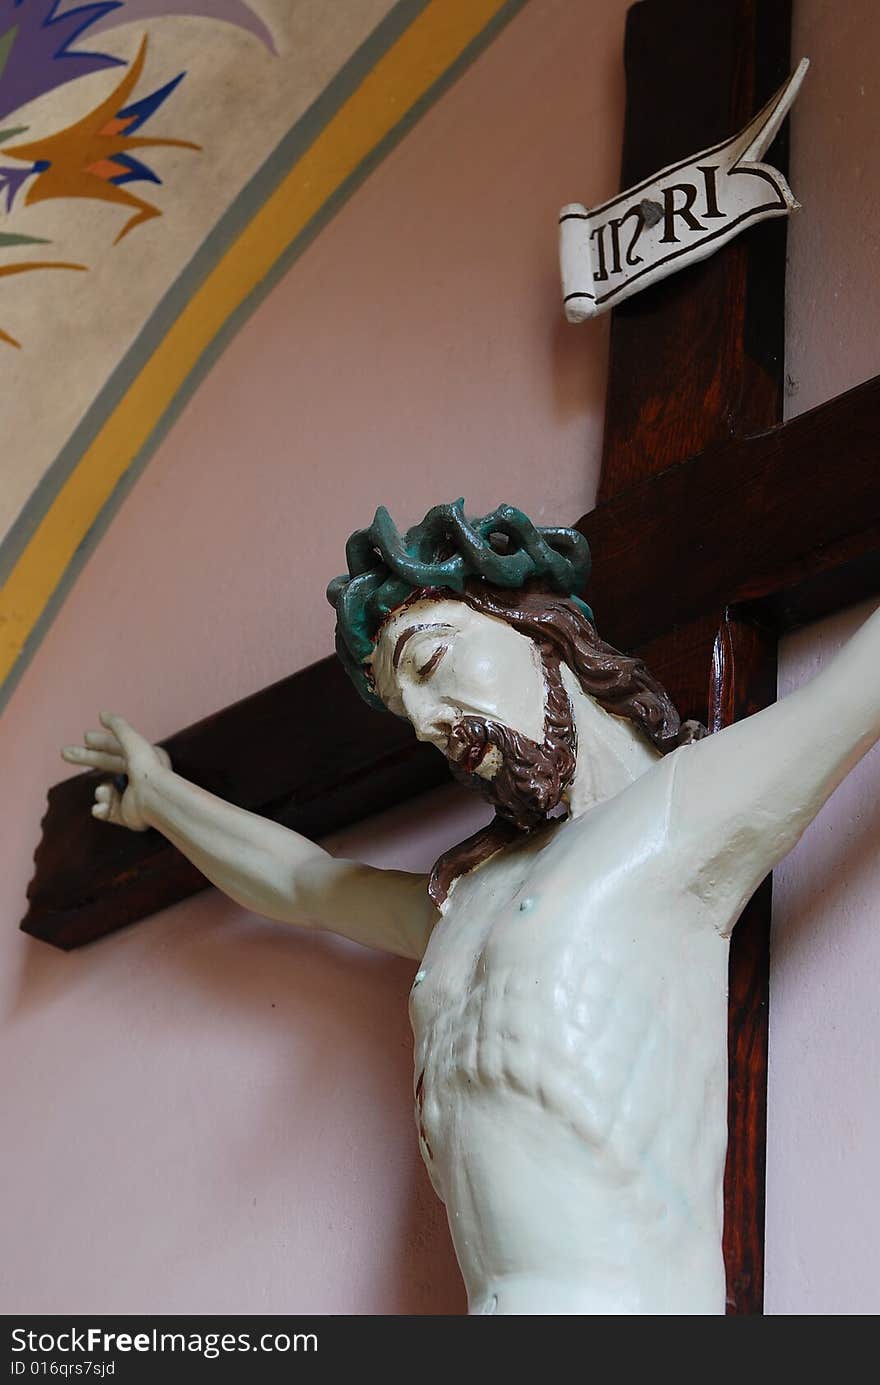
[61,501,880,1315]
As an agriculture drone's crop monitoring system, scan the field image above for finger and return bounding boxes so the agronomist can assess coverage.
[84,729,122,754]
[99,712,142,755]
[62,746,126,772]
[94,782,126,824]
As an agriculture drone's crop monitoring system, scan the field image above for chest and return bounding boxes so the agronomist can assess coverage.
[410,775,717,1045]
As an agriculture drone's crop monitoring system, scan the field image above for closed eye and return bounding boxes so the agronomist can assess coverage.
[417,644,448,680]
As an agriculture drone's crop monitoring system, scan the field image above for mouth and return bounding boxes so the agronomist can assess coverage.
[445,718,497,775]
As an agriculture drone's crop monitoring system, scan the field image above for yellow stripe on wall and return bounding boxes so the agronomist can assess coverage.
[0,0,514,688]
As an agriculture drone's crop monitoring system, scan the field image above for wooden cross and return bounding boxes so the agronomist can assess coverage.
[21,0,880,1314]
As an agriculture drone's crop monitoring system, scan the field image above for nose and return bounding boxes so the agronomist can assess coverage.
[401,687,452,749]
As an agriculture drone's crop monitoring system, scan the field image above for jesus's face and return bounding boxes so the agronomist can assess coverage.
[371,597,577,830]
[371,597,546,757]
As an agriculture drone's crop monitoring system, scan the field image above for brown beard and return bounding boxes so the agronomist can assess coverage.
[444,651,576,831]
[428,652,577,906]
[413,578,705,909]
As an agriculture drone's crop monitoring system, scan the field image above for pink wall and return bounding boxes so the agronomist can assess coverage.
[768,599,880,1315]
[0,0,628,1314]
[766,0,880,1316]
[3,0,877,1317]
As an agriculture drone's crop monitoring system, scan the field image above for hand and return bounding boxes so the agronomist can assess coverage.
[61,712,172,831]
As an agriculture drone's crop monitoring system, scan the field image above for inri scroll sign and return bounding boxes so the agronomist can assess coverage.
[22,0,880,1313]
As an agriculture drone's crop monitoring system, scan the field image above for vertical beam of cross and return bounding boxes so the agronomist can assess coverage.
[579,0,793,1315]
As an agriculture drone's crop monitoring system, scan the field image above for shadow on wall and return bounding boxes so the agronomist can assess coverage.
[772,749,880,964]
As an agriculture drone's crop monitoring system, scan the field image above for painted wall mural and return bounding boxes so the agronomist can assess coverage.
[0,3,280,347]
[0,0,526,707]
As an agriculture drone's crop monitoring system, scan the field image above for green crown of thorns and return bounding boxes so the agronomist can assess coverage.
[327,500,593,710]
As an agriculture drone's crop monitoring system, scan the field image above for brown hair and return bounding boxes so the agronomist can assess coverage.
[451,581,705,752]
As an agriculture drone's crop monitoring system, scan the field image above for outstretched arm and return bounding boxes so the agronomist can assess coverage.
[672,603,880,923]
[61,714,438,961]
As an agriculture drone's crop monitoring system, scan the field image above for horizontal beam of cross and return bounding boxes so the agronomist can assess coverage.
[583,371,880,652]
[21,369,880,952]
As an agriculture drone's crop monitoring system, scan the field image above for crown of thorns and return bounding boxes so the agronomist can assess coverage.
[327,500,593,709]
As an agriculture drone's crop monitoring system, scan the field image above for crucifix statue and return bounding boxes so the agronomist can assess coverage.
[57,500,880,1315]
[21,0,880,1313]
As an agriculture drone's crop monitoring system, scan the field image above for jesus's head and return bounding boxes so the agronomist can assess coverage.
[328,502,703,898]
[370,591,576,832]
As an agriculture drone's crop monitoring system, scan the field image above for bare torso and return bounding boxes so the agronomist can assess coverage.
[409,748,732,1314]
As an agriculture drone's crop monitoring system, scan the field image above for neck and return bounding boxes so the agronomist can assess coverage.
[560,664,662,818]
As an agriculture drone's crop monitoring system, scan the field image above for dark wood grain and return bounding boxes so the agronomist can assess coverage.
[592,0,792,1316]
[632,615,733,728]
[599,0,790,496]
[709,611,778,1314]
[22,657,449,950]
[582,372,880,653]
